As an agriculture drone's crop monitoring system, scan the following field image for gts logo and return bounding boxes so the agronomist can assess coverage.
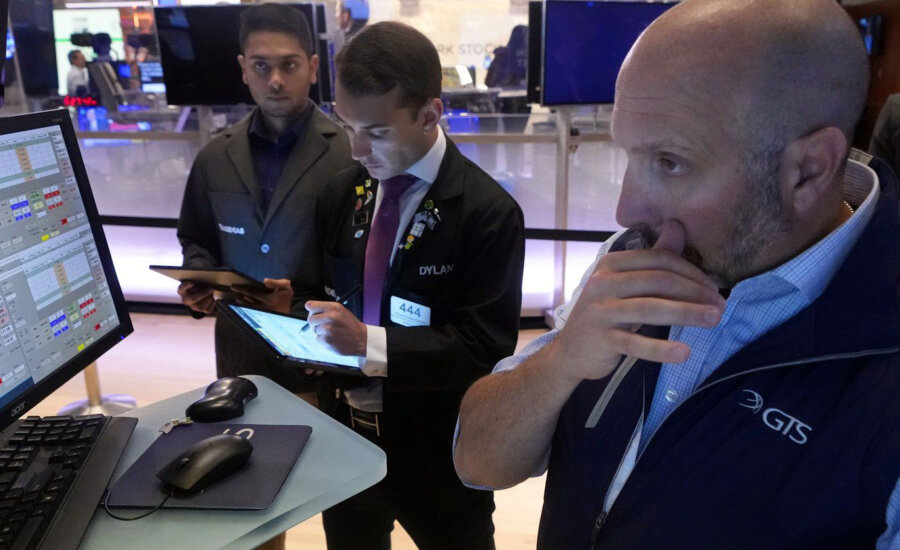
[739,390,812,445]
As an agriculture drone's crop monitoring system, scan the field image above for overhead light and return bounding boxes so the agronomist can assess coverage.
[65,1,153,8]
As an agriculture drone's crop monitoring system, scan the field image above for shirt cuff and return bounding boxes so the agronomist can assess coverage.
[360,325,388,377]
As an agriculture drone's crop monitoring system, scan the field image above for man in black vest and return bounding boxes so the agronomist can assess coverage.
[176,4,353,390]
[303,21,525,549]
[457,0,900,548]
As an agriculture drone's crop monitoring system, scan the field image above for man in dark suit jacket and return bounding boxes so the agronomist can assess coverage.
[176,4,353,389]
[302,21,525,550]
[869,92,900,178]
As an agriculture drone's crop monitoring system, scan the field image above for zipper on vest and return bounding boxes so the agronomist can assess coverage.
[588,510,608,549]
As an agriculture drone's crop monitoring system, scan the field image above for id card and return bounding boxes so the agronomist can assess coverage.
[390,296,431,327]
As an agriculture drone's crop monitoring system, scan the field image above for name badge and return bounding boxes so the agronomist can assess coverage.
[390,296,431,327]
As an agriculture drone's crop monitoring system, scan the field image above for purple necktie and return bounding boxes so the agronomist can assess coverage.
[362,174,418,325]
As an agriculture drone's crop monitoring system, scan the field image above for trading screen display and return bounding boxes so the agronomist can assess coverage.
[0,124,122,410]
[541,1,674,105]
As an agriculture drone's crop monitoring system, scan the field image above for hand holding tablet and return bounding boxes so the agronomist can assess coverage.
[218,302,365,377]
[150,265,274,293]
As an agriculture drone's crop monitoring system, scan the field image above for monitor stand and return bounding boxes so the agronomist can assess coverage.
[57,363,137,416]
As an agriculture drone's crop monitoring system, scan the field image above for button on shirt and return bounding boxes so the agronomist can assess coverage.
[247,104,314,213]
[460,159,900,548]
[343,129,447,412]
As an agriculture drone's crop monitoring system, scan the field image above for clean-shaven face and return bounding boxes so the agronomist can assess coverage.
[334,83,435,181]
[239,31,318,121]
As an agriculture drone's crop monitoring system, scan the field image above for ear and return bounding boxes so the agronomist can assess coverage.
[308,54,319,85]
[778,126,847,217]
[237,54,248,85]
[421,98,444,133]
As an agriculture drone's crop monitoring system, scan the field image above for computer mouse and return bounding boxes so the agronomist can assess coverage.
[185,376,258,422]
[157,434,253,494]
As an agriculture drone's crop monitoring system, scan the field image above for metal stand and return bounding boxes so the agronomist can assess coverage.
[544,107,575,329]
[57,362,136,416]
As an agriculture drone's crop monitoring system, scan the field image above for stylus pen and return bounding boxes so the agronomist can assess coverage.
[301,284,364,332]
[336,284,363,305]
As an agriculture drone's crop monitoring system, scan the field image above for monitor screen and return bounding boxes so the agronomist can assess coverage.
[0,109,132,430]
[857,14,883,56]
[137,60,166,93]
[10,0,58,96]
[5,29,14,61]
[541,1,675,106]
[154,3,325,106]
[52,9,126,97]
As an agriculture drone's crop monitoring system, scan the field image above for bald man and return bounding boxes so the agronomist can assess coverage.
[455,0,900,548]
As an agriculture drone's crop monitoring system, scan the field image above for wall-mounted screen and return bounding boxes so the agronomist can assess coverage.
[10,0,58,96]
[541,1,675,106]
[154,3,328,106]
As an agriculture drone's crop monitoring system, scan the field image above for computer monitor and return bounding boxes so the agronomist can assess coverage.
[857,14,883,56]
[137,60,166,93]
[541,1,676,106]
[0,109,133,431]
[155,3,326,106]
[10,0,58,97]
[526,1,543,104]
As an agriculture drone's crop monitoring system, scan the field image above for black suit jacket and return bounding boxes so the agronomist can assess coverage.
[870,93,900,180]
[316,137,525,449]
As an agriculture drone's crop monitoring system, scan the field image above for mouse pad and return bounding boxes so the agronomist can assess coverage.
[106,423,312,510]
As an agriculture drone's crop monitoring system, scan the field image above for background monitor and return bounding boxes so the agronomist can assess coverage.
[857,14,883,56]
[541,1,675,106]
[51,9,126,97]
[155,3,330,106]
[0,109,133,431]
[9,0,58,97]
[5,29,14,61]
[137,60,166,93]
[526,1,543,103]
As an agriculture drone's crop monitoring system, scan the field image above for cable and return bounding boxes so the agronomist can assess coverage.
[102,489,173,521]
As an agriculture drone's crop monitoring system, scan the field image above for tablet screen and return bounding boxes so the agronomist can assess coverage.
[227,304,361,369]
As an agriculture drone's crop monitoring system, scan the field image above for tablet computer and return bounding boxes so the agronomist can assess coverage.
[150,265,272,293]
[218,301,365,376]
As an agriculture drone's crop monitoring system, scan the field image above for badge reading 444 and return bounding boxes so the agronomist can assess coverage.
[390,296,431,327]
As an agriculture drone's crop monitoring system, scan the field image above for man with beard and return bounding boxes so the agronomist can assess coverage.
[455,0,900,548]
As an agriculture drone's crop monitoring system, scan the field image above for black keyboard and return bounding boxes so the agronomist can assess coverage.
[0,414,136,550]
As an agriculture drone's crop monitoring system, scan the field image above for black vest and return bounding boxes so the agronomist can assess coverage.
[538,154,900,549]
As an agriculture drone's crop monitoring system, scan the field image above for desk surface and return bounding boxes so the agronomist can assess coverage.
[82,375,387,549]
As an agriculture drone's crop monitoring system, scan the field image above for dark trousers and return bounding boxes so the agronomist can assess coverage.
[322,402,496,550]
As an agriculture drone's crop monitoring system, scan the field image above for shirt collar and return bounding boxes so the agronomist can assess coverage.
[733,158,880,304]
[248,103,313,145]
[404,129,446,185]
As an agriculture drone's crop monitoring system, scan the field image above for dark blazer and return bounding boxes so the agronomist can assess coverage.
[177,106,353,390]
[177,106,354,308]
[869,93,900,179]
[316,136,526,449]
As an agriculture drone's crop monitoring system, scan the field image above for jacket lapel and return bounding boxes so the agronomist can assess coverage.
[263,109,332,229]
[386,136,466,284]
[352,175,378,285]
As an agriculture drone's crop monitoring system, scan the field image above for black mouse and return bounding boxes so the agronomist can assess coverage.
[186,377,258,422]
[157,434,253,493]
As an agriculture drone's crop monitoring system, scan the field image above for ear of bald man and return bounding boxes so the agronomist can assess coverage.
[779,126,850,234]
